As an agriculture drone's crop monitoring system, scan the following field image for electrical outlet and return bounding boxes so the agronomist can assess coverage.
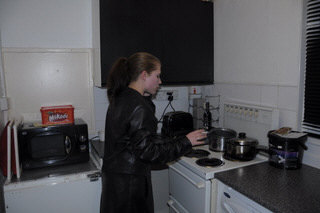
[155,90,178,101]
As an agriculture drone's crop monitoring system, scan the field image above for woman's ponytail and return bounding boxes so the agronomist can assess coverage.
[106,52,161,103]
[106,57,131,102]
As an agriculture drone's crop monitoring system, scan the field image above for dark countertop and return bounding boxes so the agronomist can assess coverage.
[215,162,320,213]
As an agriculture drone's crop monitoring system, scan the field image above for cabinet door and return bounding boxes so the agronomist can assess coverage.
[100,0,164,87]
[161,0,213,85]
[99,0,213,86]
[4,177,101,213]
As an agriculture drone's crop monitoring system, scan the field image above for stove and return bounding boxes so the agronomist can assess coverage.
[195,158,225,167]
[184,149,210,158]
[177,145,267,180]
[168,102,278,213]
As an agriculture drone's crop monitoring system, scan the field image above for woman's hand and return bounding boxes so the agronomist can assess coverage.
[186,129,207,146]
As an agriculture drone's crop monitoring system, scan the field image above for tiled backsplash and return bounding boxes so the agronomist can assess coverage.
[203,83,320,169]
[203,83,300,129]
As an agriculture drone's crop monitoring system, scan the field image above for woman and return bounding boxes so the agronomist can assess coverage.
[100,52,206,213]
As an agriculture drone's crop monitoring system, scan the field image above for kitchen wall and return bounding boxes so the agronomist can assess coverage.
[204,0,320,169]
[0,0,92,48]
[0,1,188,212]
[0,31,6,213]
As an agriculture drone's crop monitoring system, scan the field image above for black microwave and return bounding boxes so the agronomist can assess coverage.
[18,118,89,170]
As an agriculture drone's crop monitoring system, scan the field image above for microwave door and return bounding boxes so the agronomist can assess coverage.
[65,136,72,154]
[30,134,69,160]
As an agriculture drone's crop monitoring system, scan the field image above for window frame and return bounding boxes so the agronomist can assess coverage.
[300,0,320,139]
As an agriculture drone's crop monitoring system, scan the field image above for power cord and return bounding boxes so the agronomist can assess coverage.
[158,92,176,123]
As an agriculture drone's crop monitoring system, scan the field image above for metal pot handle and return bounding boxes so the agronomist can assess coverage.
[256,145,272,157]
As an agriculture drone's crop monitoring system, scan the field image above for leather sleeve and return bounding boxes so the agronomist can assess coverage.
[128,106,192,164]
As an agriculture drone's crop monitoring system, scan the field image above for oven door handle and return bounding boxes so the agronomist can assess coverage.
[167,200,181,213]
[170,166,205,189]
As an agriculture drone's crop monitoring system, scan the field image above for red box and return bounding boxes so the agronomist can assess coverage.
[40,105,74,125]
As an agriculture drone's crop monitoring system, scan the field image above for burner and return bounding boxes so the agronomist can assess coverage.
[196,158,224,167]
[184,149,210,158]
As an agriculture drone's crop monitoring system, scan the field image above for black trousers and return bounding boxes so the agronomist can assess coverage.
[100,172,154,213]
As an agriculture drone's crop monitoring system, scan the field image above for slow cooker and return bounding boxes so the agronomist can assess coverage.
[268,130,308,169]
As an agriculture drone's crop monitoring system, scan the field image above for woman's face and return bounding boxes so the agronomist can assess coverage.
[144,64,162,95]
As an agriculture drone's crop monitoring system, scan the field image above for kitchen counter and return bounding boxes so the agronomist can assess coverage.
[215,162,320,213]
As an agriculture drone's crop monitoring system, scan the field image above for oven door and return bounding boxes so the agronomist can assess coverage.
[168,162,211,213]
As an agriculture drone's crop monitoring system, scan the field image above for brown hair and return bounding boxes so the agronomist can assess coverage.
[106,52,160,102]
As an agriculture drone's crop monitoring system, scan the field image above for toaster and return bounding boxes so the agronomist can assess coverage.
[161,111,194,138]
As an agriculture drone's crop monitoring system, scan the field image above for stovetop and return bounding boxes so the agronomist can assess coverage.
[176,145,268,180]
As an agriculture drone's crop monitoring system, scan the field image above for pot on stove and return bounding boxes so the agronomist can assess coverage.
[224,132,259,161]
[208,128,237,152]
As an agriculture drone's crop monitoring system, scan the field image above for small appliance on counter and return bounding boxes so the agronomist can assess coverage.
[40,104,74,125]
[161,111,193,138]
[18,118,89,170]
[268,127,308,169]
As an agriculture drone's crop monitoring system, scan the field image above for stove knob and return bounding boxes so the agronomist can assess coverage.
[79,135,87,143]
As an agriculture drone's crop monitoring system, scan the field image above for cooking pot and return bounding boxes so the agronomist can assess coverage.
[224,132,260,161]
[208,128,237,152]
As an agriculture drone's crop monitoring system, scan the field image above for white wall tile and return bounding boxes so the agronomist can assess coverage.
[95,120,105,133]
[260,85,278,107]
[214,83,261,106]
[278,109,298,129]
[233,84,261,103]
[214,84,234,100]
[278,86,299,111]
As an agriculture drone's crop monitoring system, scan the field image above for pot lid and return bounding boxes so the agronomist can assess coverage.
[230,132,258,145]
[209,128,237,138]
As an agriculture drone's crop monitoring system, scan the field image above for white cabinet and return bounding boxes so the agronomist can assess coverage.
[216,180,272,213]
[4,166,101,213]
[168,162,212,213]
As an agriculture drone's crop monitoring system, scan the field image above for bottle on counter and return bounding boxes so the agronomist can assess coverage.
[203,102,212,131]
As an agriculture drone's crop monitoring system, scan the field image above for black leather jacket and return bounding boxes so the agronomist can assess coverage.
[102,87,192,175]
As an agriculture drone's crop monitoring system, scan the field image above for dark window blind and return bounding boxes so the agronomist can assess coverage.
[303,0,320,137]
